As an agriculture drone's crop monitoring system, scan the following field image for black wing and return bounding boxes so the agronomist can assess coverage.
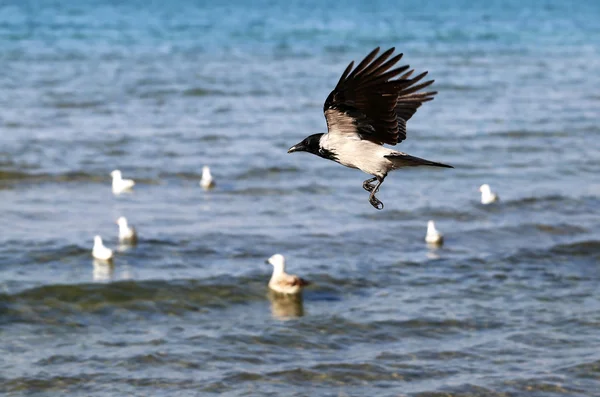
[323,47,436,146]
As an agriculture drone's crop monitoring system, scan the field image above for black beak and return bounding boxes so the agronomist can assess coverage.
[287,142,306,154]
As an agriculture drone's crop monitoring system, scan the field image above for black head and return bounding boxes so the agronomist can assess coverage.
[287,133,323,156]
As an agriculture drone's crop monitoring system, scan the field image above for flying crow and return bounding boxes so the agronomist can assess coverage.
[288,47,453,210]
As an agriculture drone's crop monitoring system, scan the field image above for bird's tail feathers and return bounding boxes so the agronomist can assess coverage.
[385,153,454,168]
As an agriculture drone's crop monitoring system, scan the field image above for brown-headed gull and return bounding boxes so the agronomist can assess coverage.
[111,170,135,193]
[479,184,499,204]
[116,216,137,243]
[200,165,215,190]
[92,235,114,261]
[425,220,444,246]
[266,254,309,295]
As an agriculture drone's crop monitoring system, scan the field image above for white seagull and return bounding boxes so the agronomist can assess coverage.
[92,235,114,262]
[200,165,215,190]
[425,220,444,246]
[479,184,499,204]
[266,254,309,295]
[111,170,135,193]
[116,216,138,243]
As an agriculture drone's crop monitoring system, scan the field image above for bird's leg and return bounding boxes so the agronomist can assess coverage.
[368,176,385,210]
[362,177,378,192]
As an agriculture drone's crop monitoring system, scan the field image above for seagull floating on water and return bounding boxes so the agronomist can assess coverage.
[479,184,499,204]
[288,47,453,210]
[200,165,215,190]
[266,254,310,295]
[110,170,135,194]
[92,235,113,261]
[425,220,444,246]
[116,216,138,244]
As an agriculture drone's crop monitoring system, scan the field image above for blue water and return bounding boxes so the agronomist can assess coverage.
[1,0,600,396]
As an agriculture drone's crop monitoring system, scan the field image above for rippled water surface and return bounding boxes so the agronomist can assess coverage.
[1,0,600,395]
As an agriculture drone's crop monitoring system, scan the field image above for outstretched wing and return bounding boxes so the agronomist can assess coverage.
[323,47,436,146]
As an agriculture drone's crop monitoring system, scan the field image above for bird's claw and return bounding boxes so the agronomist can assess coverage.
[369,195,384,210]
[363,182,375,192]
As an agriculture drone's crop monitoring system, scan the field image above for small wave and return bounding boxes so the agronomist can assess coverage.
[551,240,600,257]
[0,170,162,186]
[0,171,102,184]
[227,184,330,196]
[24,244,89,265]
[490,129,569,138]
[534,223,587,235]
[562,359,600,377]
[505,194,580,211]
[182,87,226,97]
[0,276,269,326]
[235,166,300,180]
[504,377,586,394]
[377,349,479,362]
[431,83,482,92]
[263,362,403,384]
[52,100,105,109]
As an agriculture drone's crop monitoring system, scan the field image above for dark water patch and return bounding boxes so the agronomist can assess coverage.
[52,100,106,109]
[431,83,483,92]
[0,277,268,326]
[503,377,588,394]
[377,349,479,362]
[0,170,163,187]
[227,184,331,196]
[219,330,342,351]
[0,375,202,394]
[142,239,219,257]
[25,244,89,265]
[508,332,586,349]
[563,359,600,380]
[182,87,226,97]
[372,317,504,337]
[323,44,353,54]
[97,338,167,348]
[504,194,596,214]
[550,240,600,258]
[0,170,101,184]
[287,316,397,345]
[0,374,105,394]
[266,362,406,385]
[235,166,300,180]
[418,207,480,222]
[534,223,588,235]
[359,208,412,221]
[414,384,506,396]
[490,129,570,138]
[36,354,82,366]
[197,133,226,142]
[143,238,184,247]
[201,351,265,365]
[134,87,180,100]
[117,352,206,371]
[307,273,381,294]
[287,315,503,346]
[496,243,598,280]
